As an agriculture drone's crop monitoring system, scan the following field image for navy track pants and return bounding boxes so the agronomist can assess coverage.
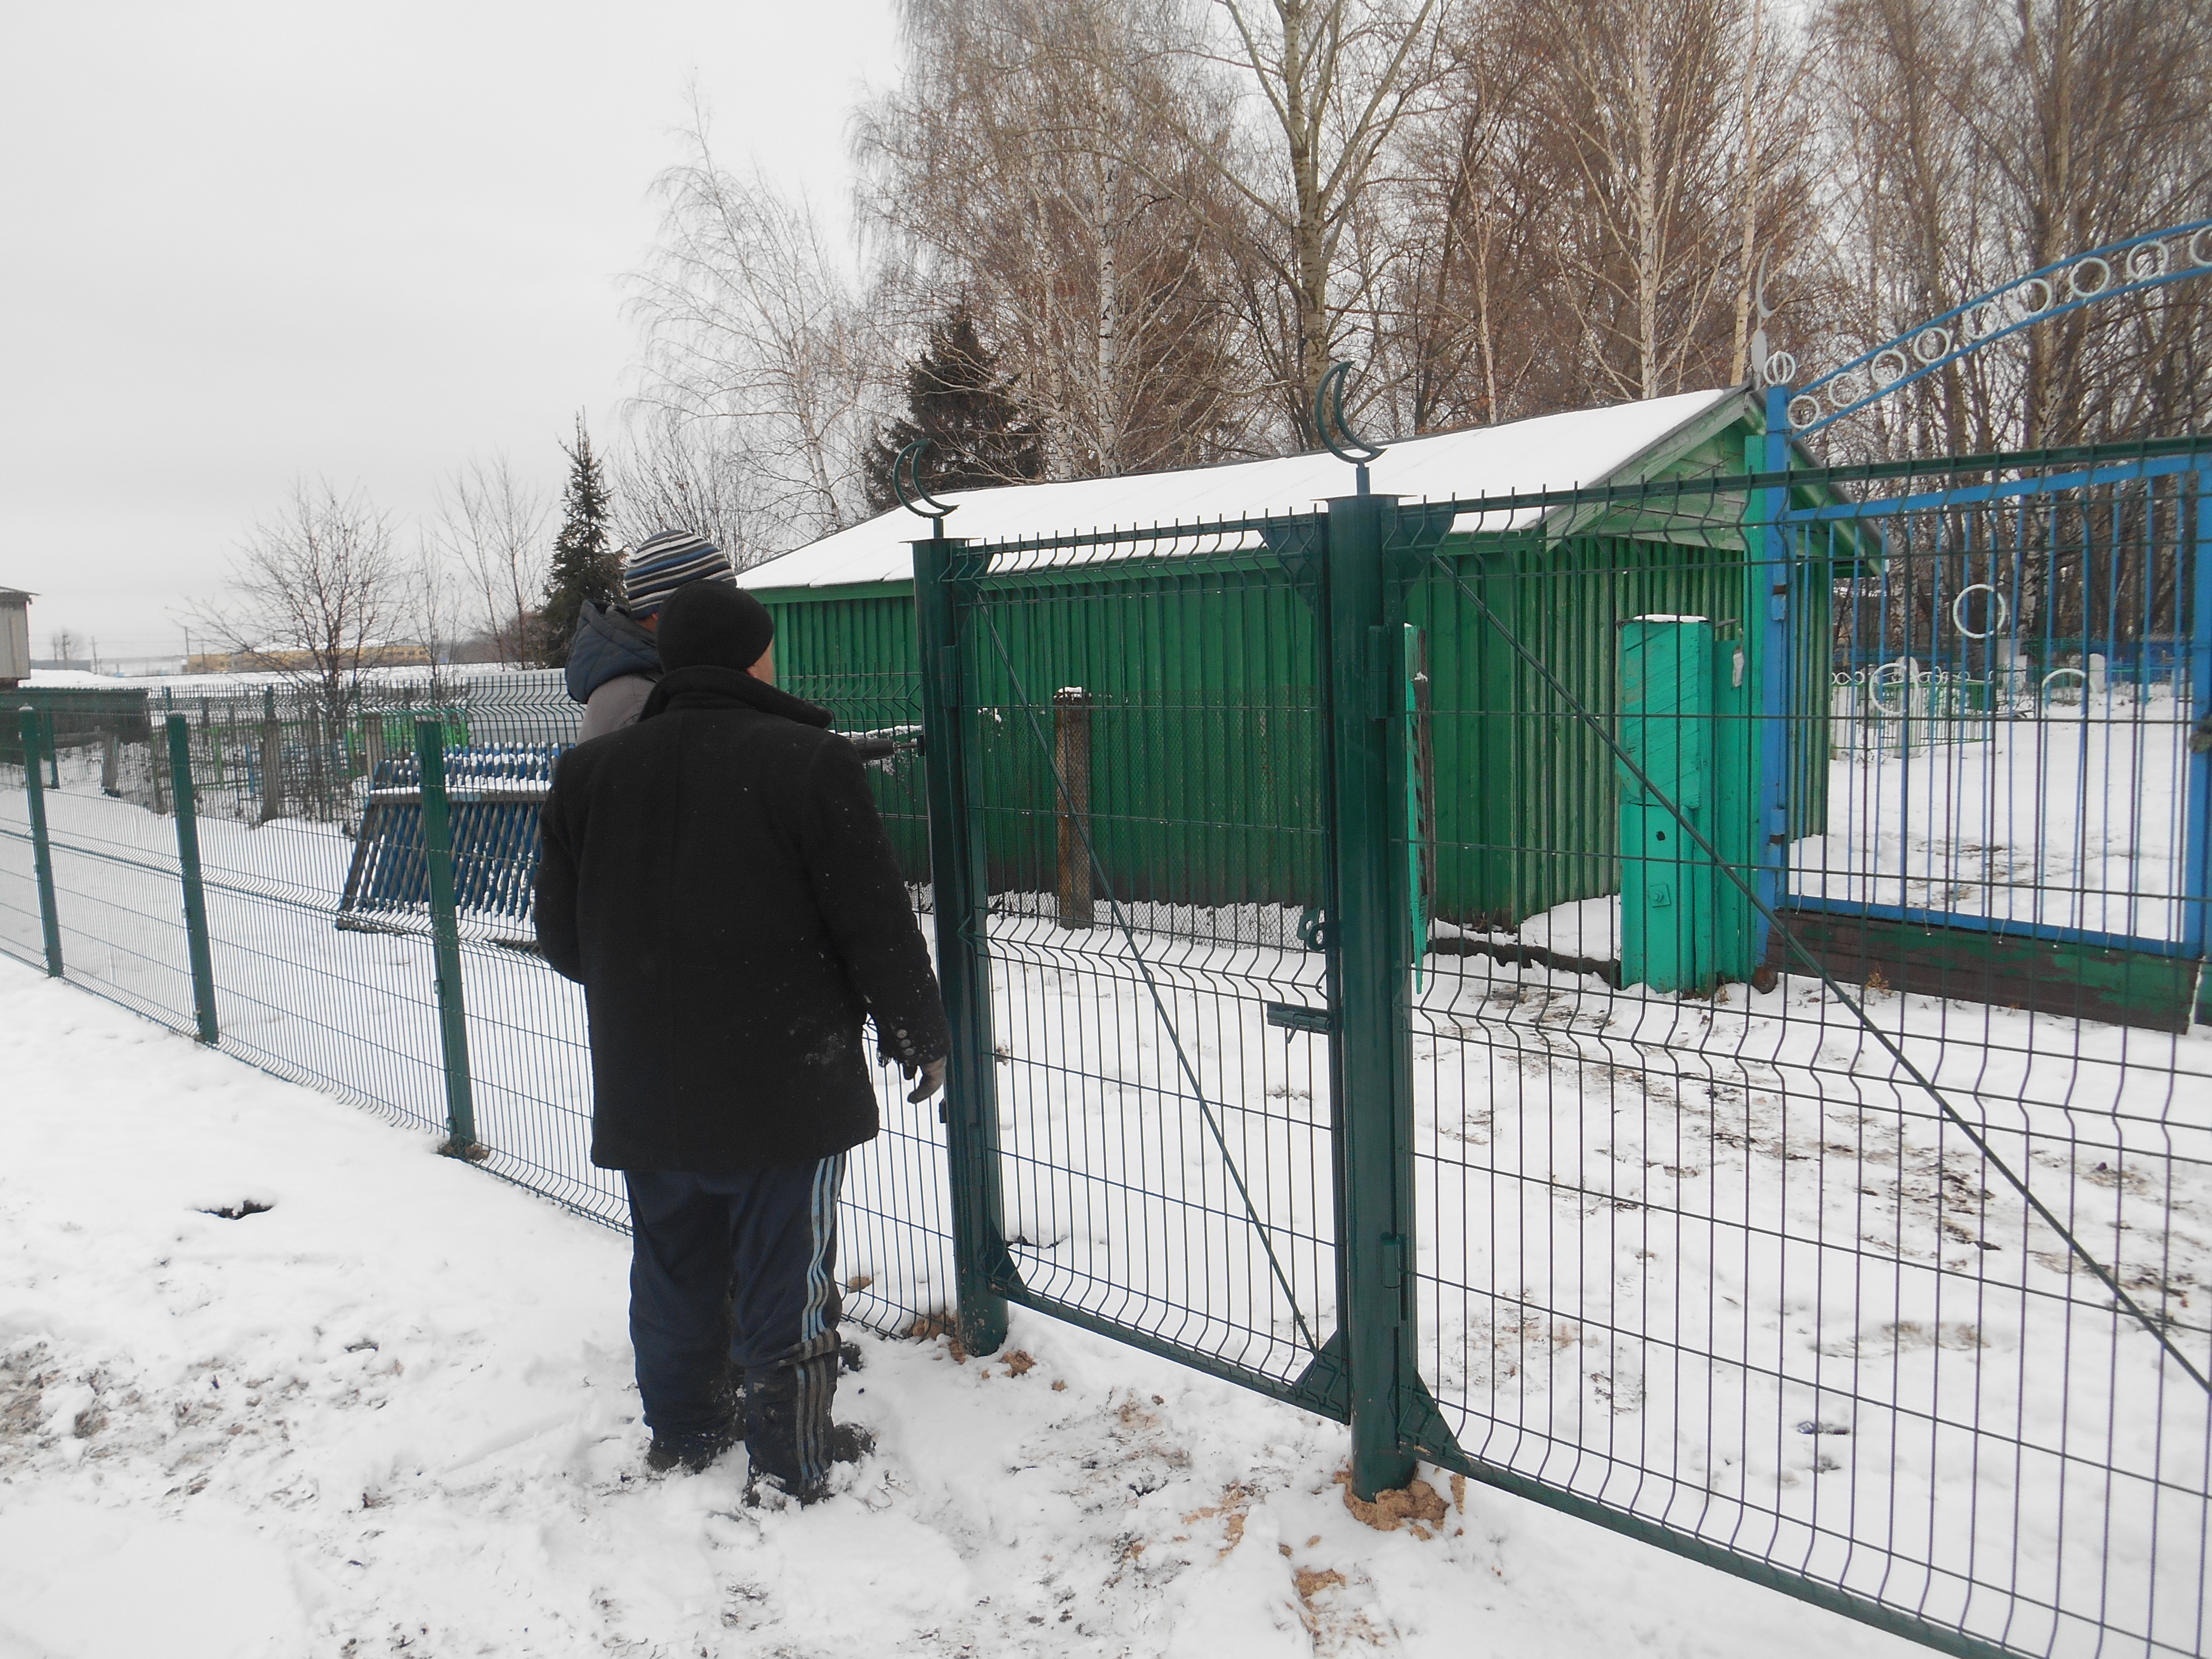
[622,1156,845,1441]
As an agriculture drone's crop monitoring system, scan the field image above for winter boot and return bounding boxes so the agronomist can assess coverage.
[715,1355,748,1418]
[741,1345,872,1506]
[646,1419,738,1475]
[647,1346,745,1475]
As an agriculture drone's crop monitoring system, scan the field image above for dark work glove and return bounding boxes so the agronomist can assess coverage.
[902,1056,947,1104]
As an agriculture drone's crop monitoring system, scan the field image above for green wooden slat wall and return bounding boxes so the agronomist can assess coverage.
[767,591,932,887]
[758,523,1829,933]
[957,554,1325,912]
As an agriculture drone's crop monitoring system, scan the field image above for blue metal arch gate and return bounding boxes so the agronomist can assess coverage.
[1747,221,2212,1028]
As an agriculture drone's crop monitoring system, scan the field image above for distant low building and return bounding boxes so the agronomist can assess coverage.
[0,588,30,688]
[184,642,434,675]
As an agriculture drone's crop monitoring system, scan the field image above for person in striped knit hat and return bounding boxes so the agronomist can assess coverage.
[565,529,738,741]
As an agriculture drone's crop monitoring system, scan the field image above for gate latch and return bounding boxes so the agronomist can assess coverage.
[1265,1001,1334,1036]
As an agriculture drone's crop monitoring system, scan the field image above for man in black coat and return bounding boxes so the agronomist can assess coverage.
[536,578,949,1500]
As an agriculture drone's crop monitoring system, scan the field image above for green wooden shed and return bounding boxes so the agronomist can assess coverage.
[740,386,1850,981]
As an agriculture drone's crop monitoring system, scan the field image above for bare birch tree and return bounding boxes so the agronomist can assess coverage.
[428,456,550,665]
[1812,0,2025,457]
[857,0,1264,476]
[608,411,770,567]
[629,107,887,553]
[618,0,2203,521]
[1376,0,1565,431]
[404,536,466,702]
[190,481,404,724]
[1973,0,2212,447]
[1116,0,1451,441]
[1811,0,2212,457]
[1526,0,1814,404]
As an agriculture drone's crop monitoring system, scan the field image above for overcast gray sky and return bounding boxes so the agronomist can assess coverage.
[2,0,894,663]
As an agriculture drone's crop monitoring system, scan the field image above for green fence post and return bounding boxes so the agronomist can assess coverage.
[17,708,64,977]
[1321,493,1422,1501]
[414,718,478,1157]
[912,526,1012,1357]
[150,691,171,814]
[166,715,219,1044]
[1748,395,1795,957]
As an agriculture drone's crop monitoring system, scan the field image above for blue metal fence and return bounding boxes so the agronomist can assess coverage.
[338,746,559,940]
[1779,456,2211,969]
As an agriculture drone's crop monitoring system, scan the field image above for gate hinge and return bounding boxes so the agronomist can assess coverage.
[1381,1231,1409,1291]
[1767,582,1789,622]
[1297,905,1330,953]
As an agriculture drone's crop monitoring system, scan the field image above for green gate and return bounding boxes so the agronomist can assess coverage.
[916,441,2212,1659]
[911,510,1361,1431]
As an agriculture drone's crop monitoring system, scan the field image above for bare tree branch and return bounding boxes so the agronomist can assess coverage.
[188,480,404,726]
[428,456,550,666]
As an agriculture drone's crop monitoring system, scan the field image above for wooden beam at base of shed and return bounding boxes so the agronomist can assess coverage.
[1763,908,2202,1035]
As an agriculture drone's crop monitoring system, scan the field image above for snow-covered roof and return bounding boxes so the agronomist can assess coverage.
[21,664,555,696]
[23,669,145,688]
[741,386,1745,592]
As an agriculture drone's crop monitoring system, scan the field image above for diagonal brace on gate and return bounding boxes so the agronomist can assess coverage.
[972,602,1325,1359]
[1423,548,2212,1397]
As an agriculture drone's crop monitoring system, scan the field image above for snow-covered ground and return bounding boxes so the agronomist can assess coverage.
[6,779,2209,1657]
[1,960,1936,1659]
[978,903,2212,1659]
[1796,692,2194,942]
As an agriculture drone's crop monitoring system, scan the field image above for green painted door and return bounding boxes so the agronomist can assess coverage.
[1620,617,1716,993]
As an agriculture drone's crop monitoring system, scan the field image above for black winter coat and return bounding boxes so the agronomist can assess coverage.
[535,665,948,1173]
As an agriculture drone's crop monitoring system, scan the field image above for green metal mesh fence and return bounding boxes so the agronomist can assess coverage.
[1386,450,2211,1659]
[4,438,2209,1659]
[0,670,953,1340]
[911,442,2210,1659]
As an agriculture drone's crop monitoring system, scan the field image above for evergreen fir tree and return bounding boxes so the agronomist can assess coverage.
[863,304,1043,512]
[537,415,621,666]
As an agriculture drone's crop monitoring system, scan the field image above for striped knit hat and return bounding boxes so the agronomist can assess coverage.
[621,529,735,618]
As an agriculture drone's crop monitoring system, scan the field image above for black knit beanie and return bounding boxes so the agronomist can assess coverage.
[656,579,775,674]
